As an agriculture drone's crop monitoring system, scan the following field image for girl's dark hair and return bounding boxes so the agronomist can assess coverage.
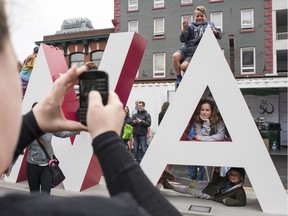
[160,101,170,113]
[31,102,38,109]
[125,106,130,117]
[0,0,9,51]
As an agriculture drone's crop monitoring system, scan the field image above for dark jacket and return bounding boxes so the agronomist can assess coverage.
[202,170,246,206]
[158,112,165,126]
[131,110,151,136]
[180,21,222,56]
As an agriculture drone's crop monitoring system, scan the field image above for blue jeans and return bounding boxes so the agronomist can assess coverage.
[133,135,147,163]
[188,165,206,181]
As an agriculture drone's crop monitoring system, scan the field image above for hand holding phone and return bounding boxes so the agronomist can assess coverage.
[78,70,109,125]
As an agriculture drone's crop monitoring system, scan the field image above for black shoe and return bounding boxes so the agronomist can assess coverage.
[162,179,173,190]
[163,171,175,181]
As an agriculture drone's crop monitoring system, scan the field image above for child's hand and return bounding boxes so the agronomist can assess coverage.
[182,17,189,30]
[200,115,210,123]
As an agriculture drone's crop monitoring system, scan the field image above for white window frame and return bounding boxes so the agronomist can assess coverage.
[181,15,193,30]
[154,0,164,8]
[128,0,138,11]
[181,0,192,4]
[210,12,223,32]
[128,20,138,33]
[154,18,165,36]
[240,47,256,74]
[153,53,165,77]
[241,9,254,29]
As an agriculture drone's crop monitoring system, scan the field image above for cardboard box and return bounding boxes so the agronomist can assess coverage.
[263,138,269,151]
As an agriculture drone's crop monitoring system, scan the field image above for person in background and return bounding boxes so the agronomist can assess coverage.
[131,101,151,163]
[162,167,246,206]
[172,5,222,88]
[158,101,170,125]
[19,45,39,96]
[85,61,98,70]
[131,99,141,116]
[121,106,133,150]
[0,2,182,214]
[26,102,80,194]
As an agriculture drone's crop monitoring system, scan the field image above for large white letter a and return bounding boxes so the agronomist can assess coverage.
[141,27,287,214]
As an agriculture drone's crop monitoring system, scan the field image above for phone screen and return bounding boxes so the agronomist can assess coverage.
[78,71,108,125]
[79,77,108,108]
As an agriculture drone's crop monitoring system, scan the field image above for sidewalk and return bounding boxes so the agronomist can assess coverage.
[0,179,287,216]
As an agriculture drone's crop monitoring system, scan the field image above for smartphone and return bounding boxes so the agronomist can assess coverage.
[78,70,109,125]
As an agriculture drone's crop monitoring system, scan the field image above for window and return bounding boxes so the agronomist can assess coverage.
[154,0,164,8]
[241,9,254,29]
[181,15,193,30]
[277,49,288,73]
[128,0,138,11]
[91,51,104,67]
[153,53,165,77]
[154,18,165,36]
[128,20,138,33]
[210,12,223,32]
[181,0,192,4]
[240,47,255,74]
[70,53,84,67]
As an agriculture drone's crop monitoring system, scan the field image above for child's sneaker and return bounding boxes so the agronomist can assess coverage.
[175,75,182,85]
[175,75,182,90]
[162,179,173,189]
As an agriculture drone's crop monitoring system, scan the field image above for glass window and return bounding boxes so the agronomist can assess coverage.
[128,20,138,33]
[154,18,165,36]
[154,0,164,8]
[210,12,223,32]
[70,53,84,67]
[153,53,165,77]
[128,0,138,11]
[181,0,192,4]
[241,47,255,74]
[91,51,104,67]
[241,9,254,29]
[277,49,288,73]
[181,15,193,30]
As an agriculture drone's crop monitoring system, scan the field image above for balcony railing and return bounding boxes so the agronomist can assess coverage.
[277,32,288,40]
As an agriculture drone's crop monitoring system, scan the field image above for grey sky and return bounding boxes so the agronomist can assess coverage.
[5,0,114,61]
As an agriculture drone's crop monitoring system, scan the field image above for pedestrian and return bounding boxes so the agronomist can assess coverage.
[158,101,170,125]
[131,101,151,163]
[131,99,141,116]
[19,45,39,96]
[26,102,80,194]
[162,167,246,206]
[121,106,133,150]
[172,5,222,88]
[0,2,182,214]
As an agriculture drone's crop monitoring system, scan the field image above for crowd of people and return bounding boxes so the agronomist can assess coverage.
[0,1,247,214]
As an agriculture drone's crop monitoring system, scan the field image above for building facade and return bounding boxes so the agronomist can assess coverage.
[36,17,114,67]
[112,0,287,148]
[36,1,287,148]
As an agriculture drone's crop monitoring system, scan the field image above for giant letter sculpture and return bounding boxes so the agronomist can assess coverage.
[140,27,287,214]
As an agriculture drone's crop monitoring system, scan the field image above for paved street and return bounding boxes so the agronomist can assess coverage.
[0,148,287,216]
